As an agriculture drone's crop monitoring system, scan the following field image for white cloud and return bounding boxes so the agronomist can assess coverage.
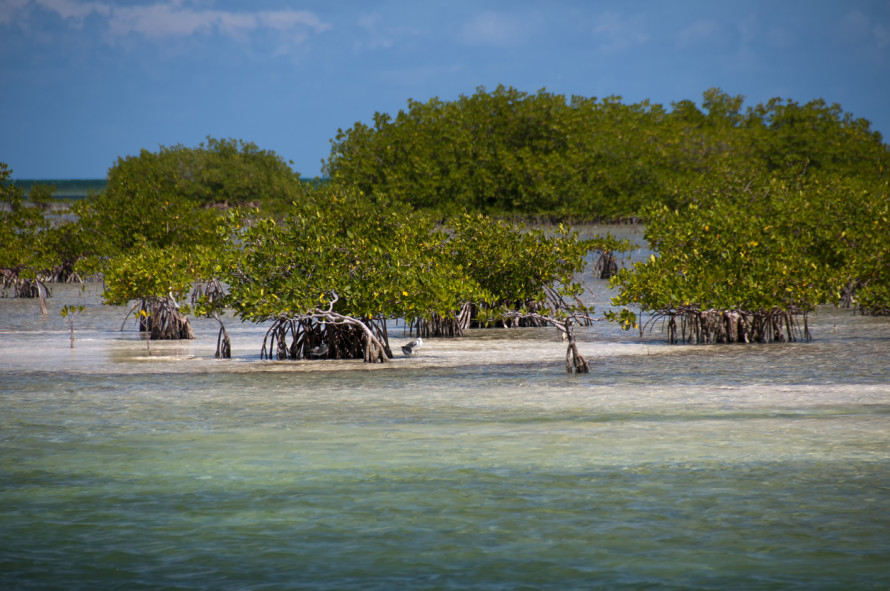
[215,11,256,40]
[12,0,330,45]
[593,11,648,53]
[106,4,330,40]
[35,0,109,21]
[260,10,328,33]
[108,4,212,38]
[459,10,533,48]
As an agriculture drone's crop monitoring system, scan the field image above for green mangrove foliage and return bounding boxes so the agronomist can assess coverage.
[8,79,888,359]
[1,163,54,307]
[158,137,304,210]
[101,246,201,340]
[608,167,890,342]
[69,137,306,279]
[39,217,95,284]
[210,186,596,369]
[808,175,890,316]
[222,189,451,359]
[218,188,484,362]
[74,140,254,257]
[1,164,98,310]
[26,182,57,210]
[103,136,303,210]
[443,213,592,330]
[325,86,889,219]
[71,138,306,344]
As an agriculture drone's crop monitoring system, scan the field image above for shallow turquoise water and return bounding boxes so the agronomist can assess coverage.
[1,286,889,589]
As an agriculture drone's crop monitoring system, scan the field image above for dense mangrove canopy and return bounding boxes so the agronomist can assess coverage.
[321,85,890,326]
[74,137,302,257]
[325,85,889,219]
[608,167,890,338]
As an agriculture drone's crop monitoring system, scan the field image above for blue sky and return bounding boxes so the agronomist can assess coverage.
[2,0,889,179]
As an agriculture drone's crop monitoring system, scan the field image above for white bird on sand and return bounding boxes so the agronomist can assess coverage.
[401,337,422,356]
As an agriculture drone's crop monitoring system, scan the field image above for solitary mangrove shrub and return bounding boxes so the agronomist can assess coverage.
[218,187,596,371]
[220,187,490,362]
[608,166,890,341]
[75,136,303,263]
[60,304,86,348]
[608,169,815,343]
[150,137,306,211]
[101,246,199,340]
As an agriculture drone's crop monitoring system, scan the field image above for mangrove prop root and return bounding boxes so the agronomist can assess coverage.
[645,306,811,344]
[216,325,231,359]
[469,300,552,329]
[411,302,474,338]
[1,274,51,317]
[564,317,590,374]
[594,251,619,279]
[260,307,392,363]
[499,311,595,373]
[132,296,194,340]
[840,280,890,316]
[565,337,590,374]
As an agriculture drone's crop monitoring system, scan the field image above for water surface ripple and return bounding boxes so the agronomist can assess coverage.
[1,286,889,589]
